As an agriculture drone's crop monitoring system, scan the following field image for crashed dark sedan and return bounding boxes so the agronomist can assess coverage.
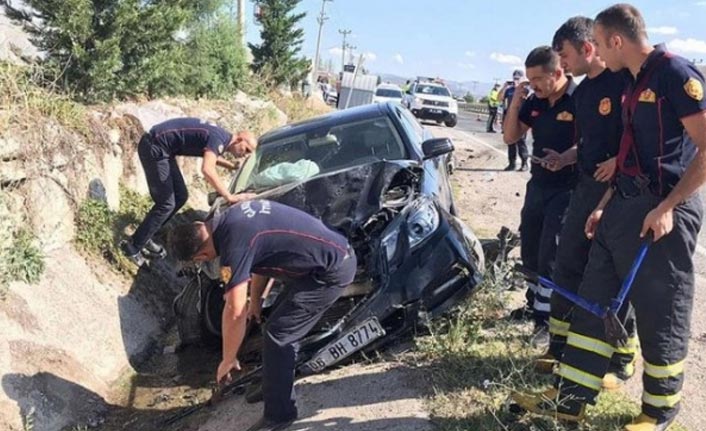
[173,101,485,375]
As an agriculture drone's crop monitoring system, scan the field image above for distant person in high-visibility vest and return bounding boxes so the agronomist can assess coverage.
[487,84,501,132]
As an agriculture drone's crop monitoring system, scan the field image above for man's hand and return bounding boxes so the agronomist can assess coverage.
[247,300,262,323]
[515,81,531,100]
[226,192,257,205]
[585,209,604,239]
[594,157,616,182]
[541,148,564,171]
[640,203,674,241]
[216,359,241,385]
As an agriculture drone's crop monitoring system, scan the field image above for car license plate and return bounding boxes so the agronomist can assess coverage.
[429,109,442,114]
[305,317,385,372]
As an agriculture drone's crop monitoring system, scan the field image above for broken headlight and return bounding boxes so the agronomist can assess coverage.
[407,199,440,248]
[382,229,400,261]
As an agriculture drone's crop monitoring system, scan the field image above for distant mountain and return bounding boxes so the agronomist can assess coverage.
[375,72,494,99]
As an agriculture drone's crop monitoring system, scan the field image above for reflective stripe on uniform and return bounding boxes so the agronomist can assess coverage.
[534,299,551,313]
[536,284,553,298]
[613,336,639,355]
[527,282,538,293]
[558,363,603,391]
[644,359,685,379]
[549,317,570,337]
[643,391,682,408]
[566,331,613,358]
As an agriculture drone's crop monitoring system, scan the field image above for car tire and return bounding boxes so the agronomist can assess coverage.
[173,275,222,347]
[444,117,457,128]
[201,281,225,343]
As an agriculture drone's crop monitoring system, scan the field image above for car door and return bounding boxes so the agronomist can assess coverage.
[394,107,454,212]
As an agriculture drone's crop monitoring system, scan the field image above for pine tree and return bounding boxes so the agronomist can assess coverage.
[2,0,248,101]
[249,0,310,88]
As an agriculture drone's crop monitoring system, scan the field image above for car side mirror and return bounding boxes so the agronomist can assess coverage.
[422,138,454,160]
[207,191,219,207]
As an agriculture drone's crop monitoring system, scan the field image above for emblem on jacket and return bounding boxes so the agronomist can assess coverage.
[599,97,612,115]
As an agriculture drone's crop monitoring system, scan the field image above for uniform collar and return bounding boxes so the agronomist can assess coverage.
[639,44,668,75]
[565,76,577,96]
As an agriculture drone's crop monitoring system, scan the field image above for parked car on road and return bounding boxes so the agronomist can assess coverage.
[372,84,405,104]
[403,81,458,127]
[173,102,484,378]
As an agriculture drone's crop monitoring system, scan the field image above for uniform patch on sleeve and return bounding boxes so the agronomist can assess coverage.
[218,144,225,154]
[684,77,704,101]
[220,266,232,283]
[556,111,574,121]
[638,89,656,103]
[598,97,612,115]
[531,110,540,117]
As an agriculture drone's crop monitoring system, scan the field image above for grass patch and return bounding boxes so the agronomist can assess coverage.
[74,185,152,275]
[0,192,45,295]
[0,63,87,135]
[2,229,45,285]
[269,91,331,123]
[415,265,688,431]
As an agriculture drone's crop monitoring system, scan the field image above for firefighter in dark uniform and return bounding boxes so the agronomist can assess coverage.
[533,16,638,389]
[169,200,356,431]
[120,117,257,265]
[503,46,577,346]
[512,5,706,430]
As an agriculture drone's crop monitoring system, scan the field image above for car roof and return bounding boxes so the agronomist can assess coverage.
[258,103,394,144]
[416,81,446,88]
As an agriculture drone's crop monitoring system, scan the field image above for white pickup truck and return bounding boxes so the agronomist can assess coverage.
[403,81,458,127]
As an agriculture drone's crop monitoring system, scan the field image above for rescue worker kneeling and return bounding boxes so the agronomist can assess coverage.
[169,200,356,431]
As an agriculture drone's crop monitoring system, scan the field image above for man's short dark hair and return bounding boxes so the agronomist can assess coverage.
[525,46,560,73]
[595,3,647,43]
[168,222,205,261]
[552,16,594,52]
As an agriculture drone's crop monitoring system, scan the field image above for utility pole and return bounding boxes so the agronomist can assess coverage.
[338,29,352,72]
[313,0,333,80]
[236,0,246,46]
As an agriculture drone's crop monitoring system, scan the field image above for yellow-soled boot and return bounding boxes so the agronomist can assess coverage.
[623,413,675,431]
[510,387,585,422]
[534,351,558,375]
[601,372,624,391]
[604,356,637,390]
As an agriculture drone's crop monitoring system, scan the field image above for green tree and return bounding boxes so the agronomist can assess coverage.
[464,92,475,103]
[3,0,193,100]
[249,0,310,88]
[182,14,249,98]
[3,0,248,101]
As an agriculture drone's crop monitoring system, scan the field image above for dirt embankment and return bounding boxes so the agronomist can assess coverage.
[0,66,323,430]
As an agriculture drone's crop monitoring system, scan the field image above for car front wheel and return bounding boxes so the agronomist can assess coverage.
[445,117,457,128]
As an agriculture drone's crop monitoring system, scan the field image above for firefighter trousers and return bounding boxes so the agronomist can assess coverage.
[549,174,638,371]
[555,191,702,422]
[519,179,572,327]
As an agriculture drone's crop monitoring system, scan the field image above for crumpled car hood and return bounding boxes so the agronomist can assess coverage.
[258,160,421,237]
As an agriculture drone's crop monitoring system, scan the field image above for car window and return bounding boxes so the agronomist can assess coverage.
[375,88,403,98]
[395,107,424,148]
[415,84,451,97]
[234,117,407,193]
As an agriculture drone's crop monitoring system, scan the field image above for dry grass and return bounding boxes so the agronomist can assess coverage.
[413,264,689,431]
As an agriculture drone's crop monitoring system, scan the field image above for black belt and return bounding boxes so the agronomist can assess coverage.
[613,173,655,199]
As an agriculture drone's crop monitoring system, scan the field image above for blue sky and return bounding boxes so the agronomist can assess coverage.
[244,0,706,83]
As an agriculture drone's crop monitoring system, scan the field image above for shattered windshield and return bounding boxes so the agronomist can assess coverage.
[234,116,407,193]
